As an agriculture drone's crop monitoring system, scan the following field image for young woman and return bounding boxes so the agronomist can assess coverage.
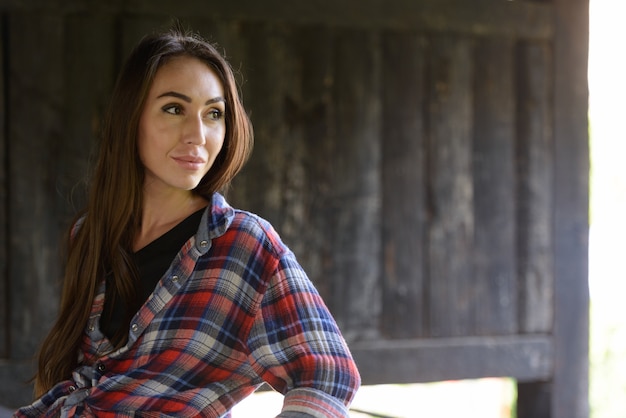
[14,28,360,417]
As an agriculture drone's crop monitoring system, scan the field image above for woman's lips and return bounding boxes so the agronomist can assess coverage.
[172,155,206,170]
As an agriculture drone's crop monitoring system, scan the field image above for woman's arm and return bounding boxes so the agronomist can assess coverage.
[247,252,361,417]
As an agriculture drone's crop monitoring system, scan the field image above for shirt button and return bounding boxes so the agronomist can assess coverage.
[171,275,179,282]
[131,323,139,332]
[88,324,95,332]
[68,385,76,392]
[97,363,106,373]
[199,240,208,247]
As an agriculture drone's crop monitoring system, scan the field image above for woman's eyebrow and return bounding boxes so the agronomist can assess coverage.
[157,91,225,106]
[205,97,225,105]
[157,91,192,102]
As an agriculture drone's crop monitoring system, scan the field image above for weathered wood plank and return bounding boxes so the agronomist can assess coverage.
[516,41,554,334]
[243,23,303,246]
[472,37,517,335]
[8,13,66,360]
[426,36,474,338]
[328,29,382,339]
[350,335,553,384]
[225,22,301,250]
[380,32,427,339]
[0,15,8,360]
[0,360,36,408]
[1,0,554,39]
[552,0,590,416]
[62,15,116,221]
[284,26,336,304]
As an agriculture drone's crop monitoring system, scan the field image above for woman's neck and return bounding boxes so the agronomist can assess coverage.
[134,189,208,252]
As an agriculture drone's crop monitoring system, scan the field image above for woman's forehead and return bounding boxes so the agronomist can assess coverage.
[149,56,225,99]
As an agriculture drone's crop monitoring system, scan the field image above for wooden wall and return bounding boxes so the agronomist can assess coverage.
[0,1,589,417]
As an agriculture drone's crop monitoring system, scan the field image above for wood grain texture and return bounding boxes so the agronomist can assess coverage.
[285,26,337,312]
[233,22,300,232]
[516,41,554,334]
[472,37,517,336]
[327,29,382,339]
[381,31,427,338]
[425,36,474,338]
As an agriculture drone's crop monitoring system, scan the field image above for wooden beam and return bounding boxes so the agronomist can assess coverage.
[350,335,553,384]
[0,15,7,360]
[551,0,590,417]
[0,0,554,39]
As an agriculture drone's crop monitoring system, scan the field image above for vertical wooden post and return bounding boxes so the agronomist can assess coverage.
[551,0,590,416]
[517,382,551,418]
[0,14,8,360]
[519,1,589,416]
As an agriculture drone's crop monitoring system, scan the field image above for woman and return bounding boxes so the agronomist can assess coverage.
[15,28,360,417]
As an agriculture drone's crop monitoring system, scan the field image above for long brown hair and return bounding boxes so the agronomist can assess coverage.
[34,27,253,397]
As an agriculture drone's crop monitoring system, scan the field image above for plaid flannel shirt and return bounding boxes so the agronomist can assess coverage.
[15,193,360,417]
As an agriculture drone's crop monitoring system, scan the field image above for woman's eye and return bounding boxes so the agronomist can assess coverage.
[207,109,224,120]
[163,105,182,115]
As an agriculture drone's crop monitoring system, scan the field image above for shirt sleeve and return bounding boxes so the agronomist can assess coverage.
[246,251,361,417]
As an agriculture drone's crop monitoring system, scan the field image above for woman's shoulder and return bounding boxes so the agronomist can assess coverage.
[208,193,289,257]
[230,209,287,253]
[210,193,284,247]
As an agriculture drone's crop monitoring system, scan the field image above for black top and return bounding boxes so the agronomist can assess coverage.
[100,208,205,342]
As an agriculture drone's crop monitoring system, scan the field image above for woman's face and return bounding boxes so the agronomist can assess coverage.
[138,55,226,196]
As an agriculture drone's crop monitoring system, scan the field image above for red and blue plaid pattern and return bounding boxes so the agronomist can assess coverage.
[15,194,360,417]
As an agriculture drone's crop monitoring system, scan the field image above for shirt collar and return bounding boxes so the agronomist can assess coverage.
[195,192,235,253]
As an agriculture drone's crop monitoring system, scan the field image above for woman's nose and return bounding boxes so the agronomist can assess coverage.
[182,115,206,145]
